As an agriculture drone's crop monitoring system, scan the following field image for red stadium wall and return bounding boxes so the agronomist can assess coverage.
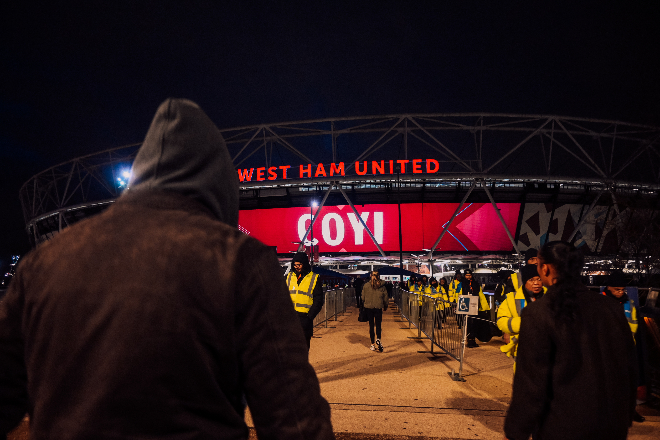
[239,203,520,253]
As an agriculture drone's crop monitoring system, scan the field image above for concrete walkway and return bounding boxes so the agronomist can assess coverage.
[6,300,659,439]
[249,301,660,439]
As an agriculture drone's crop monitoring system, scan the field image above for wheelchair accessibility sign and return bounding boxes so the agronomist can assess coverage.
[456,295,478,315]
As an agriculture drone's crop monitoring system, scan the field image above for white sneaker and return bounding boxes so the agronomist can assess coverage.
[370,344,376,351]
[376,339,384,352]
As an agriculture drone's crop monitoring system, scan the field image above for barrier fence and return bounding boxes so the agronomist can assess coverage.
[393,287,466,360]
[393,286,492,380]
[314,287,356,328]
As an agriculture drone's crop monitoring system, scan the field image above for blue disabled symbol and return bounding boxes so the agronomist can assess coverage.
[458,297,470,312]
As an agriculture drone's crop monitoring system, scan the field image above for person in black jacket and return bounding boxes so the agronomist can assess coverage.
[0,99,334,439]
[504,241,636,440]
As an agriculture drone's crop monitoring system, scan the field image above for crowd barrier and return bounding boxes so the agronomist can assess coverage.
[313,287,356,328]
[393,286,495,380]
[393,287,466,360]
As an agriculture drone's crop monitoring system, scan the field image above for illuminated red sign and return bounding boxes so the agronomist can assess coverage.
[238,203,520,253]
[237,159,443,182]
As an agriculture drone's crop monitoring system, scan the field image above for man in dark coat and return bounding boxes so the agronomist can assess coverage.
[0,99,334,439]
[286,252,324,349]
[505,241,636,440]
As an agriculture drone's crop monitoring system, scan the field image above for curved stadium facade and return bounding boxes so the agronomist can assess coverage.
[19,114,660,276]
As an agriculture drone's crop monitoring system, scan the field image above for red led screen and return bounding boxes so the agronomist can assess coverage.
[238,203,520,253]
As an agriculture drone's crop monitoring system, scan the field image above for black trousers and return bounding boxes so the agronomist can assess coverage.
[365,308,383,343]
[298,312,313,350]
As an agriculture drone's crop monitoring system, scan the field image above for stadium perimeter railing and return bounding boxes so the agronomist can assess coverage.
[313,287,356,328]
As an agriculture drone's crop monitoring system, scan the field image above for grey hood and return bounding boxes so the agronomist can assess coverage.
[127,98,239,227]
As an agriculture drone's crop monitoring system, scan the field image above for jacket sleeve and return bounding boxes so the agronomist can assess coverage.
[0,273,29,436]
[497,296,521,335]
[307,279,325,321]
[504,305,553,440]
[381,287,389,309]
[235,242,334,440]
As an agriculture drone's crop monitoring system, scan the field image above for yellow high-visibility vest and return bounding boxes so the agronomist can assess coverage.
[497,285,547,370]
[427,285,449,310]
[448,279,461,302]
[286,271,319,313]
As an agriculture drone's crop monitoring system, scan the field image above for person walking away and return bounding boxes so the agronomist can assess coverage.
[0,98,334,440]
[286,252,324,350]
[362,271,388,352]
[456,269,490,348]
[602,270,645,423]
[504,241,636,440]
[497,264,545,370]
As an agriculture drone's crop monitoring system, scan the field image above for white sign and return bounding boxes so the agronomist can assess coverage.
[456,295,478,315]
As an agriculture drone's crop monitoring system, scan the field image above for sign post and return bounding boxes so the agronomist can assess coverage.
[449,295,478,382]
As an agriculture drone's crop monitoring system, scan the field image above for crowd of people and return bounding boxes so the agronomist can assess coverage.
[0,99,646,439]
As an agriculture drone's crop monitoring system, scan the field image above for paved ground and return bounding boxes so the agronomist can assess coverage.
[248,301,660,439]
[7,301,660,439]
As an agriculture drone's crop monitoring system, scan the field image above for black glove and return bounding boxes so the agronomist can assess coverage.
[383,305,388,312]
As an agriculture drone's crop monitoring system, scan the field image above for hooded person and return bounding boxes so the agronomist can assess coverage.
[497,264,546,369]
[0,99,334,440]
[286,251,324,349]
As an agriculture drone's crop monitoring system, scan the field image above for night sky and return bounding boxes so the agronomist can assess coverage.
[2,1,660,266]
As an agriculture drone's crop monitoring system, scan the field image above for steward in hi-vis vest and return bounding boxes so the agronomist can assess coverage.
[426,278,449,310]
[497,264,545,370]
[457,269,491,348]
[286,252,324,350]
[448,270,463,303]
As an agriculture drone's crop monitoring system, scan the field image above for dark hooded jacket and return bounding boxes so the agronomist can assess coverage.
[0,99,334,440]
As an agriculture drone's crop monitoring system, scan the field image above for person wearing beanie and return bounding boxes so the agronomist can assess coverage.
[493,269,515,305]
[601,270,645,423]
[602,270,638,336]
[524,248,539,265]
[456,269,491,348]
[510,248,539,292]
[448,270,463,303]
[497,264,546,369]
[286,251,325,350]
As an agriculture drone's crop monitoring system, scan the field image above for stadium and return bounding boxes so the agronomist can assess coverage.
[19,113,660,284]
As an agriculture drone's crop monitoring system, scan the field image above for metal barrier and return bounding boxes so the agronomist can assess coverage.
[393,286,487,380]
[314,288,356,328]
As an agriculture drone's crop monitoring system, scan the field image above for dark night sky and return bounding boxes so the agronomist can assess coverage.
[2,1,660,265]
